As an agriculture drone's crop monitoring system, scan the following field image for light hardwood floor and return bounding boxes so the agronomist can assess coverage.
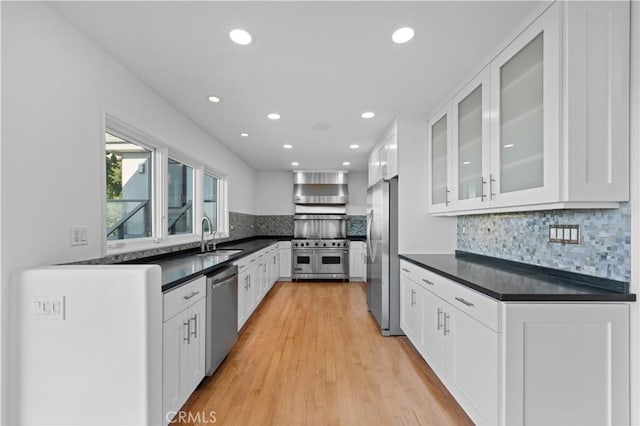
[180,282,472,426]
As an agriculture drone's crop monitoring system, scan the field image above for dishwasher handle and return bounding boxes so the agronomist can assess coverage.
[210,275,237,291]
[207,265,238,285]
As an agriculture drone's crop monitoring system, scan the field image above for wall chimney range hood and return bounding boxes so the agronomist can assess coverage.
[293,171,348,209]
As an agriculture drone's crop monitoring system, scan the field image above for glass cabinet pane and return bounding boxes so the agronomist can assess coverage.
[431,115,448,205]
[458,85,483,200]
[500,32,543,193]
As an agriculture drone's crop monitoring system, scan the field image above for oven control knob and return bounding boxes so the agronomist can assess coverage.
[332,242,336,246]
[315,242,319,246]
[323,243,327,247]
[305,242,309,246]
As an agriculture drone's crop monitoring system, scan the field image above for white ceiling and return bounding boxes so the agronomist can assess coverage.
[52,1,542,172]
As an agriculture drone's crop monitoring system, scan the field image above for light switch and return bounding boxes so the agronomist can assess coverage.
[33,296,65,320]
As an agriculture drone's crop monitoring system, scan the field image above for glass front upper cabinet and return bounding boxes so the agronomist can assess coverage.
[490,4,560,207]
[428,106,451,213]
[451,66,491,210]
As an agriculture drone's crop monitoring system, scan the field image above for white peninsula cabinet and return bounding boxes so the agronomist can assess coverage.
[428,1,630,215]
[400,259,630,425]
[349,241,367,281]
[163,276,207,422]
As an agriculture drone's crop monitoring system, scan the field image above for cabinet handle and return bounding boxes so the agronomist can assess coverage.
[421,278,434,286]
[183,291,200,300]
[489,174,496,200]
[239,264,246,270]
[402,268,411,273]
[410,289,416,306]
[437,308,443,330]
[443,313,450,336]
[454,297,474,307]
[445,187,450,206]
[191,314,198,338]
[183,320,191,344]
[480,176,487,201]
[250,259,256,263]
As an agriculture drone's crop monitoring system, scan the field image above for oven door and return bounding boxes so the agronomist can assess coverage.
[314,249,348,277]
[292,249,314,277]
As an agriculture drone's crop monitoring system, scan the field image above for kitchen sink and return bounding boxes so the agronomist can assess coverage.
[196,249,243,257]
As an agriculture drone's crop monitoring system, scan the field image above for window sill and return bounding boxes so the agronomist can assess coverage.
[106,234,200,256]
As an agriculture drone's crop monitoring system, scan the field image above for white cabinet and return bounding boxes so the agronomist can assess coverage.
[278,241,292,279]
[162,277,206,422]
[399,274,424,351]
[489,3,561,208]
[368,120,399,187]
[427,105,452,213]
[427,1,630,215]
[236,243,281,330]
[503,303,630,426]
[445,305,499,425]
[349,241,367,281]
[399,259,631,425]
[451,67,491,211]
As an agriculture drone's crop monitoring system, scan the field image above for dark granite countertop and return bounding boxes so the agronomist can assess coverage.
[399,251,635,302]
[136,238,283,291]
[129,235,366,291]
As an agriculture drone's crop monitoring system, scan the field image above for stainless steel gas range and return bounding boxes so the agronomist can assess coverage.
[292,239,350,280]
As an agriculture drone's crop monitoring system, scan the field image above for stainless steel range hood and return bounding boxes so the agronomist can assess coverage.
[293,171,348,212]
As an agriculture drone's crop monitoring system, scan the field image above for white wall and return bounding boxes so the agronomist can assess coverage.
[397,119,457,254]
[0,3,257,420]
[254,170,367,216]
[629,2,639,423]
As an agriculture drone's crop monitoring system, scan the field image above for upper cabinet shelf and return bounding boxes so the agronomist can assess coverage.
[427,1,630,216]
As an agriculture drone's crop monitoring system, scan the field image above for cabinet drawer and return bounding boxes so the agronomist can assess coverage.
[164,276,206,322]
[400,260,419,282]
[446,280,500,332]
[414,267,447,300]
[234,253,258,272]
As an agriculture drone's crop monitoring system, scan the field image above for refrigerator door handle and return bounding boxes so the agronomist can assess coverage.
[367,210,375,260]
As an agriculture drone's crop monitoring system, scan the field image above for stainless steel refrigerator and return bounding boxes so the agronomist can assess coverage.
[366,177,403,336]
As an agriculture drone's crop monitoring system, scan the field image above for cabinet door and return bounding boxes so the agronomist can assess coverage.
[400,276,424,351]
[385,122,399,178]
[427,105,452,213]
[421,289,447,377]
[503,303,629,426]
[451,67,491,210]
[349,247,363,279]
[247,267,258,315]
[490,4,561,207]
[162,313,185,419]
[445,307,499,425]
[361,250,367,282]
[273,252,280,285]
[368,149,380,187]
[279,248,292,278]
[237,272,249,330]
[183,299,206,396]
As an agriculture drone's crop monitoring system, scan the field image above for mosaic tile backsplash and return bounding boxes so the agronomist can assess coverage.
[457,203,631,282]
[79,212,367,265]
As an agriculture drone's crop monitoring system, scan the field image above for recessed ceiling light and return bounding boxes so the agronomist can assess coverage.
[503,144,515,148]
[240,132,249,137]
[463,161,471,165]
[361,112,375,119]
[267,113,281,120]
[229,29,252,45]
[349,144,360,149]
[392,27,415,44]
[342,161,351,166]
[208,96,221,103]
[283,144,293,149]
[291,162,299,166]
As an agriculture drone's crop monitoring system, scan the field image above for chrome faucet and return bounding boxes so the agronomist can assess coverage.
[201,216,213,253]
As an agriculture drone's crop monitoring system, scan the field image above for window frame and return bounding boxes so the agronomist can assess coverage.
[103,114,230,255]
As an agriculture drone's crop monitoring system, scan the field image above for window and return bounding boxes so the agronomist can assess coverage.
[203,173,218,232]
[105,132,153,241]
[104,116,229,253]
[167,158,194,235]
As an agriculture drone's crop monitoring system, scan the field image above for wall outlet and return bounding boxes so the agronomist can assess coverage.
[549,224,580,244]
[70,226,88,246]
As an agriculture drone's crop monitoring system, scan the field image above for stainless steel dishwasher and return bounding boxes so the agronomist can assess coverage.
[205,265,238,376]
